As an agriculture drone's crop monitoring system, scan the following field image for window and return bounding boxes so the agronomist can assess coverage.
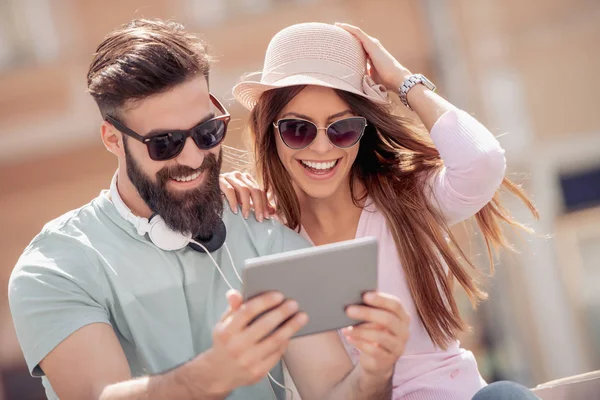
[560,165,600,212]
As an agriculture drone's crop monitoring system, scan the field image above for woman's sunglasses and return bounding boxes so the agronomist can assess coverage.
[273,116,368,150]
[105,93,231,161]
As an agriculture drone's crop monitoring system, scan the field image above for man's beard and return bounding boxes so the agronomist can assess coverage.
[124,143,224,239]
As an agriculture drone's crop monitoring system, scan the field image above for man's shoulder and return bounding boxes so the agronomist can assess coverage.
[40,193,108,236]
[223,207,311,256]
[223,206,287,244]
[12,195,108,280]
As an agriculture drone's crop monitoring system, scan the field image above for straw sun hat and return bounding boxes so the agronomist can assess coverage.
[232,22,390,110]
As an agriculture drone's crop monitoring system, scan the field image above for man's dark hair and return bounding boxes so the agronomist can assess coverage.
[87,19,211,119]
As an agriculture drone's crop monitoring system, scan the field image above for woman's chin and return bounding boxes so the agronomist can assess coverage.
[295,178,344,200]
[288,161,351,200]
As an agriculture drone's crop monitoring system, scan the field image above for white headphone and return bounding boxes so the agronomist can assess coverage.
[109,173,227,252]
[109,173,292,398]
[110,173,192,250]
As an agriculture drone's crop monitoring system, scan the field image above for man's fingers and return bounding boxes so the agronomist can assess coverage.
[225,307,306,372]
[214,291,285,352]
[243,300,302,344]
[218,290,244,323]
[227,290,244,309]
[225,292,285,332]
[237,312,307,368]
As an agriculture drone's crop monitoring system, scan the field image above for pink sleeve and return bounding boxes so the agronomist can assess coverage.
[425,109,506,226]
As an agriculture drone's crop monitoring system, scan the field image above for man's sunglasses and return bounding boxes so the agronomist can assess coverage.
[273,117,368,150]
[105,94,231,161]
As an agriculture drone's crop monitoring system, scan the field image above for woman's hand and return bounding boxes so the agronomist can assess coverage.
[220,171,275,222]
[342,292,410,379]
[336,23,412,92]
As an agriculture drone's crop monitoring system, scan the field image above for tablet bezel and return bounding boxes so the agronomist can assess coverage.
[242,236,378,338]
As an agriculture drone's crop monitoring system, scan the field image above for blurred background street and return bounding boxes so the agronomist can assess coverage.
[0,0,599,398]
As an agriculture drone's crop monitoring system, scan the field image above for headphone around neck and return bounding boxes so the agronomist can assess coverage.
[109,173,226,253]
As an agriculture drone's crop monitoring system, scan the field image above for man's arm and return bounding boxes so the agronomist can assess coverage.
[8,232,310,400]
[39,323,224,400]
[9,238,221,400]
[38,291,306,400]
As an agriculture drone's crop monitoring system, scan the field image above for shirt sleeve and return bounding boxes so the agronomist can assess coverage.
[425,109,507,226]
[8,235,111,377]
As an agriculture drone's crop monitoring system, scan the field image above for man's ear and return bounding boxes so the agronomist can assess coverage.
[101,121,125,157]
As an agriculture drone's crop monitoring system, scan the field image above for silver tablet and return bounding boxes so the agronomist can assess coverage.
[242,236,378,338]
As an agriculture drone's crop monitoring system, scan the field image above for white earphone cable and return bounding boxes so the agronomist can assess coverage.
[224,242,243,284]
[189,239,293,400]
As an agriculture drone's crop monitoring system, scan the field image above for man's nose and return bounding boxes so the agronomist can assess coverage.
[175,137,205,170]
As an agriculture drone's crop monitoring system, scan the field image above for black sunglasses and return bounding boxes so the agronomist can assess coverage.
[273,117,368,150]
[105,94,231,161]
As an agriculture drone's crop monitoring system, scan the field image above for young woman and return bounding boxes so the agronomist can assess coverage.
[223,22,540,400]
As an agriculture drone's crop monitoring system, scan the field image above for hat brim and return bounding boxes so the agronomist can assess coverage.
[232,72,388,110]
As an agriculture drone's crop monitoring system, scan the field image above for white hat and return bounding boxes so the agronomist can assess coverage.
[232,22,389,110]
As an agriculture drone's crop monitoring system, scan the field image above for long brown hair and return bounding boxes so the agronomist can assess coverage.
[247,86,538,348]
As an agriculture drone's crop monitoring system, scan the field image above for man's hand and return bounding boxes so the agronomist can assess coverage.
[342,292,409,379]
[205,290,308,395]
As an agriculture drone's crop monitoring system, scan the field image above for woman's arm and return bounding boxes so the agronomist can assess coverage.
[338,23,507,225]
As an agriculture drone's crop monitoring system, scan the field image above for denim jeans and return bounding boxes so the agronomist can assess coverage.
[472,381,541,400]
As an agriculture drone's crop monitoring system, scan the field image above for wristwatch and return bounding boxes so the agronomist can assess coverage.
[398,74,436,110]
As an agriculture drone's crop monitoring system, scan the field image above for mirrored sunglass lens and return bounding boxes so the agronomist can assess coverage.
[148,134,184,160]
[279,120,317,149]
[193,120,226,149]
[327,119,365,148]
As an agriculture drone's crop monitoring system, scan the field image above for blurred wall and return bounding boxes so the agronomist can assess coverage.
[0,0,598,398]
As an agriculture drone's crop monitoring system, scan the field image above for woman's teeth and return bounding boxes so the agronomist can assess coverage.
[300,159,338,172]
[300,159,339,175]
[172,171,201,182]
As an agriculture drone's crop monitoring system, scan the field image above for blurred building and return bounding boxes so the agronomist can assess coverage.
[0,0,598,398]
[423,0,600,386]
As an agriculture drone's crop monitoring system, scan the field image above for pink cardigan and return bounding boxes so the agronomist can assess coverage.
[302,109,506,399]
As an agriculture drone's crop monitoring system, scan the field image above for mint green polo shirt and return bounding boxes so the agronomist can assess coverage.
[8,189,310,399]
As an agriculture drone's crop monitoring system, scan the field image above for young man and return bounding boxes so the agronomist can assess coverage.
[8,19,409,400]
